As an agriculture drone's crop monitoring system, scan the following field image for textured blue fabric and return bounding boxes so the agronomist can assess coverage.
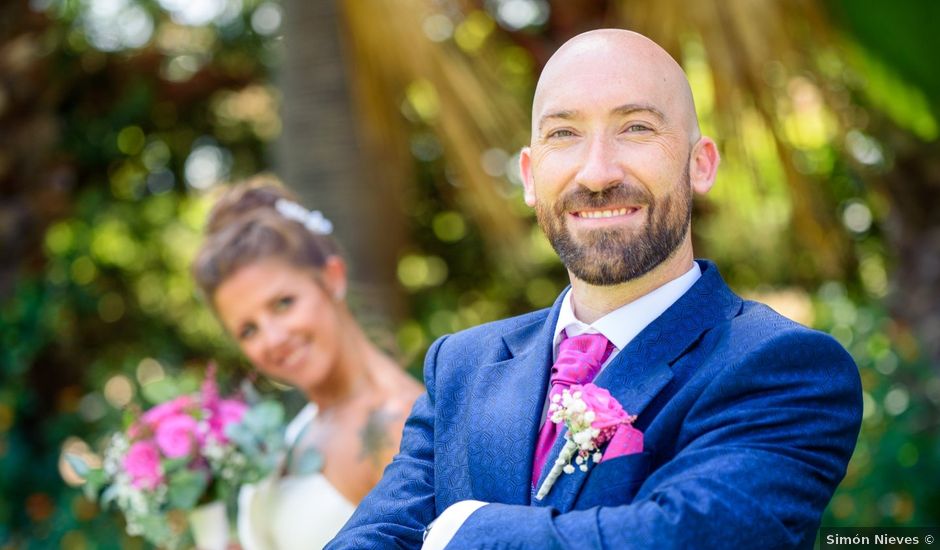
[325,260,863,550]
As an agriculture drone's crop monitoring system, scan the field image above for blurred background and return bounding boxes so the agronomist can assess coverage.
[1,0,938,547]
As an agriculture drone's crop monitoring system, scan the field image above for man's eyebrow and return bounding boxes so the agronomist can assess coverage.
[537,110,578,134]
[613,103,666,121]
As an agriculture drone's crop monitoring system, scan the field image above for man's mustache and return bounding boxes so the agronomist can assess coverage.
[555,184,652,213]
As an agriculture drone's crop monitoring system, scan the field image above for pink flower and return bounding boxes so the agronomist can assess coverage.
[123,441,163,489]
[571,384,630,430]
[154,413,200,459]
[141,395,196,427]
[209,399,248,442]
[201,363,220,410]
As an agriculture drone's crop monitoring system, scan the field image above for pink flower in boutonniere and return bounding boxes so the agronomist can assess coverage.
[535,383,639,500]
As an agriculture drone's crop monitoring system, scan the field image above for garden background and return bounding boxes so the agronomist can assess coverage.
[1,0,938,547]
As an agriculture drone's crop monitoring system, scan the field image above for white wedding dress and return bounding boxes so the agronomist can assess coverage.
[238,405,357,550]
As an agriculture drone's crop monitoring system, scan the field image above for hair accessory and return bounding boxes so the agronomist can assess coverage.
[274,199,334,235]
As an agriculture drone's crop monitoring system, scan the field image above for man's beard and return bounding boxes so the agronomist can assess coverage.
[534,167,692,286]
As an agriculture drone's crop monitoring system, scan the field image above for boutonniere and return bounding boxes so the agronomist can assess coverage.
[535,383,642,500]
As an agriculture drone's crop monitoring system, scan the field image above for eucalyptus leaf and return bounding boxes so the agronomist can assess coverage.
[136,514,179,549]
[167,469,209,510]
[100,484,119,507]
[162,456,192,473]
[240,380,262,404]
[64,453,90,478]
[225,423,260,451]
[242,401,284,432]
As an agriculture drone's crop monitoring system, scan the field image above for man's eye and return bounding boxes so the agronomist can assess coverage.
[624,123,652,133]
[547,129,575,138]
[274,296,294,311]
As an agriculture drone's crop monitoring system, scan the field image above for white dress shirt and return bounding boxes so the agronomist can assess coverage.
[421,263,702,550]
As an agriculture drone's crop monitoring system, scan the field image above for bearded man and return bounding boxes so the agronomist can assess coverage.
[327,29,862,550]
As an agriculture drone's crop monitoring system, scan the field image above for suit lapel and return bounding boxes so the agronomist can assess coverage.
[466,291,566,505]
[537,261,743,511]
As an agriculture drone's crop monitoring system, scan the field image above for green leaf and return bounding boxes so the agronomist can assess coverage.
[162,456,192,473]
[225,423,260,452]
[84,468,107,490]
[239,380,262,404]
[64,453,91,478]
[100,484,120,507]
[241,401,285,433]
[167,469,210,510]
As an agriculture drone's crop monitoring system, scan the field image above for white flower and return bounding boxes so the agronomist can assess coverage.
[573,430,593,446]
[563,464,575,474]
[593,452,602,463]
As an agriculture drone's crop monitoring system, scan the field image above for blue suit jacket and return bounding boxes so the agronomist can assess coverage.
[327,261,862,549]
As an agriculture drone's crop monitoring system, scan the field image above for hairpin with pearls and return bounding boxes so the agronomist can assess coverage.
[274,199,334,235]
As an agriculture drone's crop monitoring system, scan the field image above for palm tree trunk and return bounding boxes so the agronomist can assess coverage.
[876,122,940,367]
[278,0,407,333]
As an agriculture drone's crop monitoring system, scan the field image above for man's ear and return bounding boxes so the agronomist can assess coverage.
[519,146,536,207]
[322,256,347,302]
[689,137,720,195]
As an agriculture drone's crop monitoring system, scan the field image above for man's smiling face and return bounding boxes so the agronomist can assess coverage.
[520,30,708,286]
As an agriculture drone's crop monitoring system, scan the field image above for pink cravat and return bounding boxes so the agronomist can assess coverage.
[531,331,614,487]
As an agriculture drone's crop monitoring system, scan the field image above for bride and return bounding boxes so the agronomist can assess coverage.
[192,178,423,549]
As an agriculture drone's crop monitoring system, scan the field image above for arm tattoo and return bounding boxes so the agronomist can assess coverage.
[358,408,399,466]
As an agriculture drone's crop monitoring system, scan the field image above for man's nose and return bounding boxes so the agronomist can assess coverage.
[574,135,624,192]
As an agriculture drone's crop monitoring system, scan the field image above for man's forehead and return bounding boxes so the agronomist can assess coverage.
[533,61,676,120]
[531,30,694,130]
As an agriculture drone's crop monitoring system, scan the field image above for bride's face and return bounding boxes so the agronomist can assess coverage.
[213,257,346,393]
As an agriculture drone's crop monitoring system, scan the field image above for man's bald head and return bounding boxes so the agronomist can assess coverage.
[531,29,700,145]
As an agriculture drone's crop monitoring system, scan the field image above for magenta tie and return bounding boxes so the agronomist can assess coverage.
[531,331,614,487]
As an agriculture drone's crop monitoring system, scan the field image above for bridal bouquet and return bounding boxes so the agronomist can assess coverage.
[69,366,286,549]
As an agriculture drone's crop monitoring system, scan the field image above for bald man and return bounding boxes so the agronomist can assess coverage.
[327,30,861,550]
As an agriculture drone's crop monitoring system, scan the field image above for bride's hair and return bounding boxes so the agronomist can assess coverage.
[192,175,341,303]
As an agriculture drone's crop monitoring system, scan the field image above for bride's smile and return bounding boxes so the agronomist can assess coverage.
[213,257,345,395]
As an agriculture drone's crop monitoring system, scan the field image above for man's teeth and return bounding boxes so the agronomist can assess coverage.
[577,208,633,219]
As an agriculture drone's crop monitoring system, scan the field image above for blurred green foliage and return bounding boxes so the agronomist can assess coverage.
[0,0,937,548]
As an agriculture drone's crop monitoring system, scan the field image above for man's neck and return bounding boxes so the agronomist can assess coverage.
[569,245,695,324]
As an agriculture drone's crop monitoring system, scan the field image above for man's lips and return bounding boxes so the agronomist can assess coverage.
[570,206,641,219]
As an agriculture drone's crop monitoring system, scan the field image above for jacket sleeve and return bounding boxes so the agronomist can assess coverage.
[446,330,863,550]
[324,336,447,550]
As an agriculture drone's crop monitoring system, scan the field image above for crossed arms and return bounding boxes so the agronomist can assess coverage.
[327,326,862,550]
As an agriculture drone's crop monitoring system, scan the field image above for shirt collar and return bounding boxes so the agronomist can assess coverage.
[552,262,702,356]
